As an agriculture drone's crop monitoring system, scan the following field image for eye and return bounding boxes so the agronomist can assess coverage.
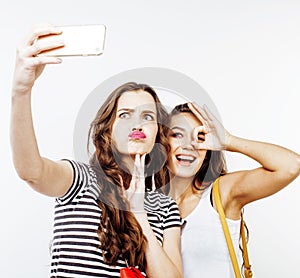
[170,132,183,139]
[119,112,130,119]
[144,114,154,121]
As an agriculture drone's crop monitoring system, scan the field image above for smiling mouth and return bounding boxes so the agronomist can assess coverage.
[175,154,196,165]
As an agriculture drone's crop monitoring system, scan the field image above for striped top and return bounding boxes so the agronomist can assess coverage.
[50,160,182,277]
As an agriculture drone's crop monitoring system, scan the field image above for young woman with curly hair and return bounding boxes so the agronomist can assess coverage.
[10,25,182,278]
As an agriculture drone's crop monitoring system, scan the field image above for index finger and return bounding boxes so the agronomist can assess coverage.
[134,153,146,178]
[188,102,206,125]
[139,154,146,179]
[23,24,62,47]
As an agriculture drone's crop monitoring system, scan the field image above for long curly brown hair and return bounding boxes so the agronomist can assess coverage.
[88,82,170,271]
[169,103,227,191]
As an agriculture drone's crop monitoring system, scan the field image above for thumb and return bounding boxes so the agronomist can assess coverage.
[193,125,207,142]
[191,140,209,150]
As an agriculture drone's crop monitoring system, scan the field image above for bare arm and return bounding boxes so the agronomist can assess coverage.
[134,213,182,278]
[10,25,73,197]
[189,103,300,217]
[222,135,300,211]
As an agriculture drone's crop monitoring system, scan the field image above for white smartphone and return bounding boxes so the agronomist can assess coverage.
[37,24,106,57]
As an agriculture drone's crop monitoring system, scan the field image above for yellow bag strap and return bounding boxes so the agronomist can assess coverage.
[213,177,242,278]
[240,212,253,277]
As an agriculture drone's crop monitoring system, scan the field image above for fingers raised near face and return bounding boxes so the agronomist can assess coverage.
[133,153,146,178]
[191,125,210,150]
[133,153,141,177]
[191,140,209,150]
[192,125,207,142]
[202,104,218,123]
[140,153,146,171]
[187,102,206,125]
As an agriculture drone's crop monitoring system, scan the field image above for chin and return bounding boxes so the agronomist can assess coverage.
[173,167,198,178]
[128,141,151,153]
[128,148,151,155]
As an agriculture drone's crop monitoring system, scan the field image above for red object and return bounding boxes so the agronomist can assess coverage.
[120,266,146,278]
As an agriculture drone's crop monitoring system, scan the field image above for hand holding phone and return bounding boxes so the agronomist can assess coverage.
[37,24,106,57]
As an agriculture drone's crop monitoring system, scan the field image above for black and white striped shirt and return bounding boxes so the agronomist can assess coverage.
[50,160,182,277]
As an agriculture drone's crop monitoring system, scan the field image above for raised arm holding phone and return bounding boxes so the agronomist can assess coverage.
[10,25,183,278]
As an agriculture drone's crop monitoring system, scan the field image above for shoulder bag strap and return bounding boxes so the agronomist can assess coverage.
[213,177,242,278]
[240,212,253,277]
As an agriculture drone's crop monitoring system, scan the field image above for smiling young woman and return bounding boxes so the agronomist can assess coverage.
[167,102,300,278]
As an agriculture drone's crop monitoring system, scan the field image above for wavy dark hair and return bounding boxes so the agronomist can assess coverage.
[169,103,227,191]
[87,82,170,270]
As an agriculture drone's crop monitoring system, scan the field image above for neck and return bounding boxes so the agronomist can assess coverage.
[169,175,194,202]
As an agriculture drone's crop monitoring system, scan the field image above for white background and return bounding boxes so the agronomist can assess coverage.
[1,1,299,277]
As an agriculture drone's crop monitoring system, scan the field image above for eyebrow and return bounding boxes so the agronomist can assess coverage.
[117,108,134,113]
[142,109,156,114]
[117,108,156,114]
[170,126,185,131]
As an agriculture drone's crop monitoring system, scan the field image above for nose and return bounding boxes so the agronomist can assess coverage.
[180,135,194,150]
[132,127,143,132]
[182,143,194,151]
[131,114,144,131]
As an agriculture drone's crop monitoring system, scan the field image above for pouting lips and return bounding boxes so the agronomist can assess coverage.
[128,131,147,139]
[176,154,196,163]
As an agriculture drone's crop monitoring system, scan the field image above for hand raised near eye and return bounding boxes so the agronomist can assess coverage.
[188,102,231,151]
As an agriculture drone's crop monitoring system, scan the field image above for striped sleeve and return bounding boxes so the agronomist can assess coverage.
[56,159,91,205]
[163,197,184,230]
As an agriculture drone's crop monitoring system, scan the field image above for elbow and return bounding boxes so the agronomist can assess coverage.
[14,161,44,186]
[16,171,40,189]
[16,171,37,185]
[285,154,300,182]
[294,154,300,178]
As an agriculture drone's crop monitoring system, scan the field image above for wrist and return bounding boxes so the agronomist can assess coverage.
[225,134,238,152]
[11,85,32,98]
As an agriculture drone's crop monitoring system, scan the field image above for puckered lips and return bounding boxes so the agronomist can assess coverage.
[175,154,196,166]
[128,131,147,140]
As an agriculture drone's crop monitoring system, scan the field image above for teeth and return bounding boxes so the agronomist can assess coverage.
[176,155,195,162]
